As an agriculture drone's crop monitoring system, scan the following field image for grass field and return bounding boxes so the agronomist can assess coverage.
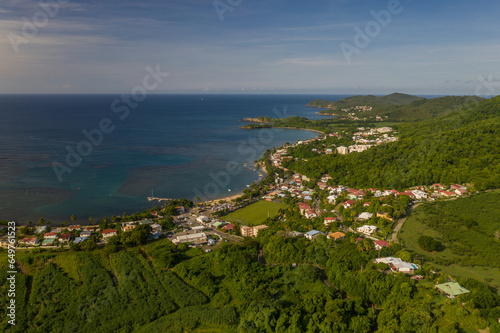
[222,200,287,226]
[400,191,500,291]
[53,252,81,281]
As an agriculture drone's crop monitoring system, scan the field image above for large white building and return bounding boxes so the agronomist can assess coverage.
[337,146,349,155]
[241,225,268,237]
[374,257,419,273]
[357,225,378,235]
[173,232,207,244]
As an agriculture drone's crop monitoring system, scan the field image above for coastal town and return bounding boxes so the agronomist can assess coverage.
[1,98,497,332]
[3,125,471,282]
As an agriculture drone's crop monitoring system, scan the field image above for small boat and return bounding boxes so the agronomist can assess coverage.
[228,189,231,192]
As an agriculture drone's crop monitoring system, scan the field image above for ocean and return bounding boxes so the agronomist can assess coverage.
[0,94,348,223]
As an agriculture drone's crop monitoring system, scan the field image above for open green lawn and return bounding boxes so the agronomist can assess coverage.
[400,190,500,291]
[222,200,287,226]
[53,252,81,281]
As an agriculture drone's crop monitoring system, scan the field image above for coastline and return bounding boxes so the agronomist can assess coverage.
[274,126,326,138]
[199,162,266,206]
[316,111,338,116]
[199,127,323,206]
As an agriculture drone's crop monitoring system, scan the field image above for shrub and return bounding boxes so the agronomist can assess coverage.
[417,235,441,252]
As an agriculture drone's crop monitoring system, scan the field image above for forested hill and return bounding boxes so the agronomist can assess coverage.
[307,92,423,110]
[283,95,500,190]
[365,95,485,121]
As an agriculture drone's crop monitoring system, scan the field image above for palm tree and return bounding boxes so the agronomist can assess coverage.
[70,214,77,224]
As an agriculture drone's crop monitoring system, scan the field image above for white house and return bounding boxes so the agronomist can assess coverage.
[197,216,210,224]
[357,225,378,235]
[102,229,117,239]
[411,190,428,200]
[35,226,47,234]
[358,212,373,220]
[324,217,337,226]
[305,209,318,219]
[151,224,162,234]
[374,257,418,273]
[327,195,337,203]
[80,231,92,238]
[305,230,324,240]
[337,146,349,154]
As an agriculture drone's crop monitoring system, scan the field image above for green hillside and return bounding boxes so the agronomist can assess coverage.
[366,95,485,121]
[308,92,423,110]
[2,234,499,332]
[400,191,500,289]
[283,95,500,190]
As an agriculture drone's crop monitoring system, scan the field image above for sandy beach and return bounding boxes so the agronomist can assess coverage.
[198,128,323,206]
[199,192,246,205]
[199,162,267,206]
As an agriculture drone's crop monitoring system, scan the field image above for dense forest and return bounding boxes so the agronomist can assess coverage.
[307,93,423,110]
[2,232,500,332]
[281,96,500,190]
[364,96,485,121]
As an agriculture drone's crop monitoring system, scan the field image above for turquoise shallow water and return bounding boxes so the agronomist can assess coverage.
[0,94,345,223]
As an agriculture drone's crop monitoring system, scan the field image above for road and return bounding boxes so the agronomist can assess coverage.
[391,203,421,244]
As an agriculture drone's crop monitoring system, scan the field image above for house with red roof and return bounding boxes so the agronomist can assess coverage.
[305,209,318,219]
[19,237,38,246]
[222,223,235,231]
[342,200,355,209]
[437,190,456,198]
[324,217,337,225]
[102,229,117,239]
[298,202,312,215]
[374,239,391,250]
[58,233,74,243]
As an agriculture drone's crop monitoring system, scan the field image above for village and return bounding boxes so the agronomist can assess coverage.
[319,104,390,122]
[0,125,475,300]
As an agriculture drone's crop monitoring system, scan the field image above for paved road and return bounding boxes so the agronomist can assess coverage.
[391,203,421,244]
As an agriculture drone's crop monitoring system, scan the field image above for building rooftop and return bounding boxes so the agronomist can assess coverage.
[435,282,470,297]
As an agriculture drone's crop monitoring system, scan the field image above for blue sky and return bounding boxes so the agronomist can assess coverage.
[0,0,499,94]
